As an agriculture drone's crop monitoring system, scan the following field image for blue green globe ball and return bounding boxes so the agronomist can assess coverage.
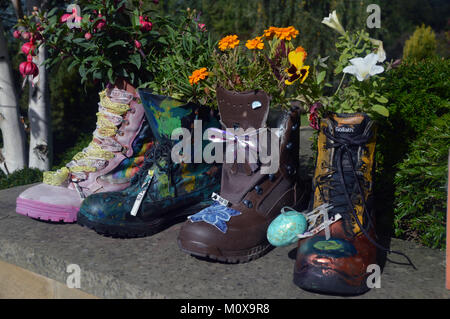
[267,209,307,247]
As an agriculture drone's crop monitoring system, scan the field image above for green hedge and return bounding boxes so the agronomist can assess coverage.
[393,114,449,249]
[0,168,42,190]
[375,57,449,249]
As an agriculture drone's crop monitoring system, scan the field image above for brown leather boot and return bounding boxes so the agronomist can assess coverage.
[177,87,302,263]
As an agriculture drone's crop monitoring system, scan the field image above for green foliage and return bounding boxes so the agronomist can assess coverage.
[141,9,216,105]
[403,24,437,61]
[393,114,449,249]
[374,57,449,249]
[378,57,449,166]
[0,168,42,190]
[16,0,167,88]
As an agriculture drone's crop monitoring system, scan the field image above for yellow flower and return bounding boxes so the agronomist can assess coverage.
[245,36,264,50]
[189,67,209,85]
[218,35,240,51]
[285,46,310,85]
[263,26,299,41]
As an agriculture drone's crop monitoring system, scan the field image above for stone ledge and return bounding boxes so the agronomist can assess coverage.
[0,183,449,299]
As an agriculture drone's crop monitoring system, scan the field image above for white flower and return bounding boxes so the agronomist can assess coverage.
[343,53,384,81]
[322,10,346,35]
[369,38,386,62]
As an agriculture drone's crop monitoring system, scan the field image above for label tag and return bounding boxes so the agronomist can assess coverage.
[130,170,154,217]
[211,192,229,207]
[71,179,86,199]
[251,101,262,109]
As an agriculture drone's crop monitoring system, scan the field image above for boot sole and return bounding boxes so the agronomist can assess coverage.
[77,201,210,238]
[16,197,78,223]
[293,264,370,296]
[177,238,273,264]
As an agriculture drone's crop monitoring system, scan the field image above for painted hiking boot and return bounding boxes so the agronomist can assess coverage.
[16,84,153,222]
[76,90,222,237]
[177,87,303,263]
[293,113,414,295]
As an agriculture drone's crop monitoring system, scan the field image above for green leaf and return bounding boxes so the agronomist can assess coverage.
[107,68,114,84]
[375,96,389,104]
[130,54,141,69]
[316,71,326,85]
[107,40,128,48]
[371,104,390,117]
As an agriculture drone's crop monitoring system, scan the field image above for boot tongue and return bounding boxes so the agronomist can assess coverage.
[216,86,270,130]
[331,113,369,138]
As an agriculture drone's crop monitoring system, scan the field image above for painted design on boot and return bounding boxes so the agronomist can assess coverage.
[188,202,241,233]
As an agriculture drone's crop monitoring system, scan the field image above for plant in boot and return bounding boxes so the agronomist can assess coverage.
[76,11,222,237]
[177,86,302,263]
[77,92,222,237]
[14,1,174,222]
[266,10,414,295]
[176,26,318,262]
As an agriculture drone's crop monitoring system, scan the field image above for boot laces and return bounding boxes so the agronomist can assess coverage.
[314,127,417,270]
[43,89,133,187]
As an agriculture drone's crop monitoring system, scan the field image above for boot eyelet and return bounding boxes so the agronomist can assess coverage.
[130,108,136,114]
[123,120,130,126]
[118,130,125,136]
[254,185,263,195]
[286,142,293,150]
[268,174,275,181]
[243,200,253,208]
[291,123,299,131]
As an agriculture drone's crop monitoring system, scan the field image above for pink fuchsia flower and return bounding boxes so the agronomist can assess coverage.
[21,41,36,56]
[308,102,322,130]
[13,30,21,39]
[198,23,206,32]
[60,13,72,23]
[21,31,31,40]
[139,16,152,32]
[134,40,142,49]
[94,18,106,32]
[153,0,159,4]
[85,32,92,40]
[19,55,39,78]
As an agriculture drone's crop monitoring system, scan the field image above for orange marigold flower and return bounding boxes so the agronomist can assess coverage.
[218,35,240,51]
[277,26,299,40]
[189,67,209,85]
[263,26,277,39]
[263,26,299,41]
[245,36,264,50]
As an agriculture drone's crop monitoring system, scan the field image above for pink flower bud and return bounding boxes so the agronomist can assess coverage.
[134,40,142,49]
[198,23,206,31]
[21,42,36,56]
[85,32,92,40]
[94,19,106,31]
[21,31,30,40]
[13,30,21,39]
